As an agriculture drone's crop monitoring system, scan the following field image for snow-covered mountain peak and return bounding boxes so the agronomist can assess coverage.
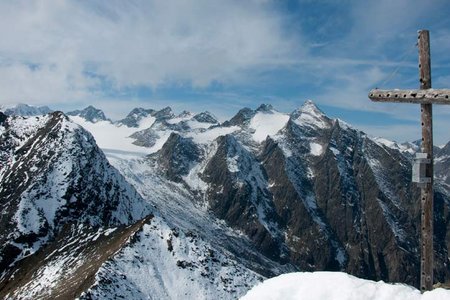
[3,103,53,116]
[193,111,218,124]
[225,107,256,127]
[154,106,175,120]
[372,137,419,156]
[290,100,329,129]
[298,100,325,117]
[118,107,156,127]
[67,105,109,123]
[438,141,450,155]
[256,104,274,113]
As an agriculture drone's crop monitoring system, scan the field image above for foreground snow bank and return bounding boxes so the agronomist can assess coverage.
[240,272,450,300]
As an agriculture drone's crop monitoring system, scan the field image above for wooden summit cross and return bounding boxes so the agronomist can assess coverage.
[368,30,450,292]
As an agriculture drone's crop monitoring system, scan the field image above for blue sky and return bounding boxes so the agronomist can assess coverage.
[1,0,450,143]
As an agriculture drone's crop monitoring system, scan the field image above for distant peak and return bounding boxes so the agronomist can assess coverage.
[118,107,155,127]
[159,106,172,113]
[291,100,329,129]
[225,107,256,126]
[153,106,174,120]
[256,104,274,112]
[127,107,155,117]
[177,110,193,118]
[67,105,108,123]
[301,99,319,110]
[193,111,218,123]
[296,100,325,116]
[4,103,53,116]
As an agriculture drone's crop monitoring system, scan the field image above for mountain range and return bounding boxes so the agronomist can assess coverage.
[1,101,449,299]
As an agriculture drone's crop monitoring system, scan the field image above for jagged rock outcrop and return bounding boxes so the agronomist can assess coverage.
[67,106,109,123]
[117,107,156,127]
[193,111,218,124]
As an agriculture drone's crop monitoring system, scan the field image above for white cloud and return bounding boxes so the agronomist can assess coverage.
[1,0,449,145]
[0,0,303,105]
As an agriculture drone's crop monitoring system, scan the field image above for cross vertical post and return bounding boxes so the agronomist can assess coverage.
[418,29,433,292]
[368,29,450,292]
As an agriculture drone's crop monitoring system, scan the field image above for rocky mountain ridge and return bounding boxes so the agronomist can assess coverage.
[2,104,53,116]
[1,101,449,299]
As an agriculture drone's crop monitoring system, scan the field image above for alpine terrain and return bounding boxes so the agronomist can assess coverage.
[1,100,449,299]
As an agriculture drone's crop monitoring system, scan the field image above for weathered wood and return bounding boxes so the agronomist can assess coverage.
[368,29,437,292]
[368,88,450,104]
[419,30,432,90]
[418,29,434,292]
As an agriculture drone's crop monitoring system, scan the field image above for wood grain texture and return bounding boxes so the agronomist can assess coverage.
[368,88,450,105]
[418,29,434,292]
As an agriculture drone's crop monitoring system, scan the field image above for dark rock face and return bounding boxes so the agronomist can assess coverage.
[156,133,202,182]
[0,112,6,124]
[256,104,274,113]
[131,128,161,148]
[67,105,109,123]
[223,107,255,127]
[201,135,285,261]
[153,107,175,120]
[193,111,218,124]
[118,107,155,127]
[436,142,450,185]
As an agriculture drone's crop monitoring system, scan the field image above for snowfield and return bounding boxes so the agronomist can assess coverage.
[69,115,153,155]
[249,110,290,143]
[241,272,450,300]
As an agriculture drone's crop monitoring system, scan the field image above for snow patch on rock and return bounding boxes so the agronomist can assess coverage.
[309,142,323,156]
[249,111,289,143]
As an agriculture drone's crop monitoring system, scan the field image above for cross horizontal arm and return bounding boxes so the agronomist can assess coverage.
[368,88,450,104]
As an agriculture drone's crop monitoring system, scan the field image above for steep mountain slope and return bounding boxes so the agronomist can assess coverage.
[117,107,156,127]
[0,112,150,289]
[436,141,450,185]
[0,112,272,299]
[101,100,450,287]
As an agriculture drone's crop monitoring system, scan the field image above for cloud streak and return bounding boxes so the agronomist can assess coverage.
[0,0,303,104]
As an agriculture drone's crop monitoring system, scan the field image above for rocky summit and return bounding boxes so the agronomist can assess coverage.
[1,100,449,299]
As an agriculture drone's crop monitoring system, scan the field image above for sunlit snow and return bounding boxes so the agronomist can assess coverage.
[249,111,290,143]
[293,100,329,129]
[309,142,323,156]
[70,116,154,155]
[187,126,240,144]
[241,272,450,300]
